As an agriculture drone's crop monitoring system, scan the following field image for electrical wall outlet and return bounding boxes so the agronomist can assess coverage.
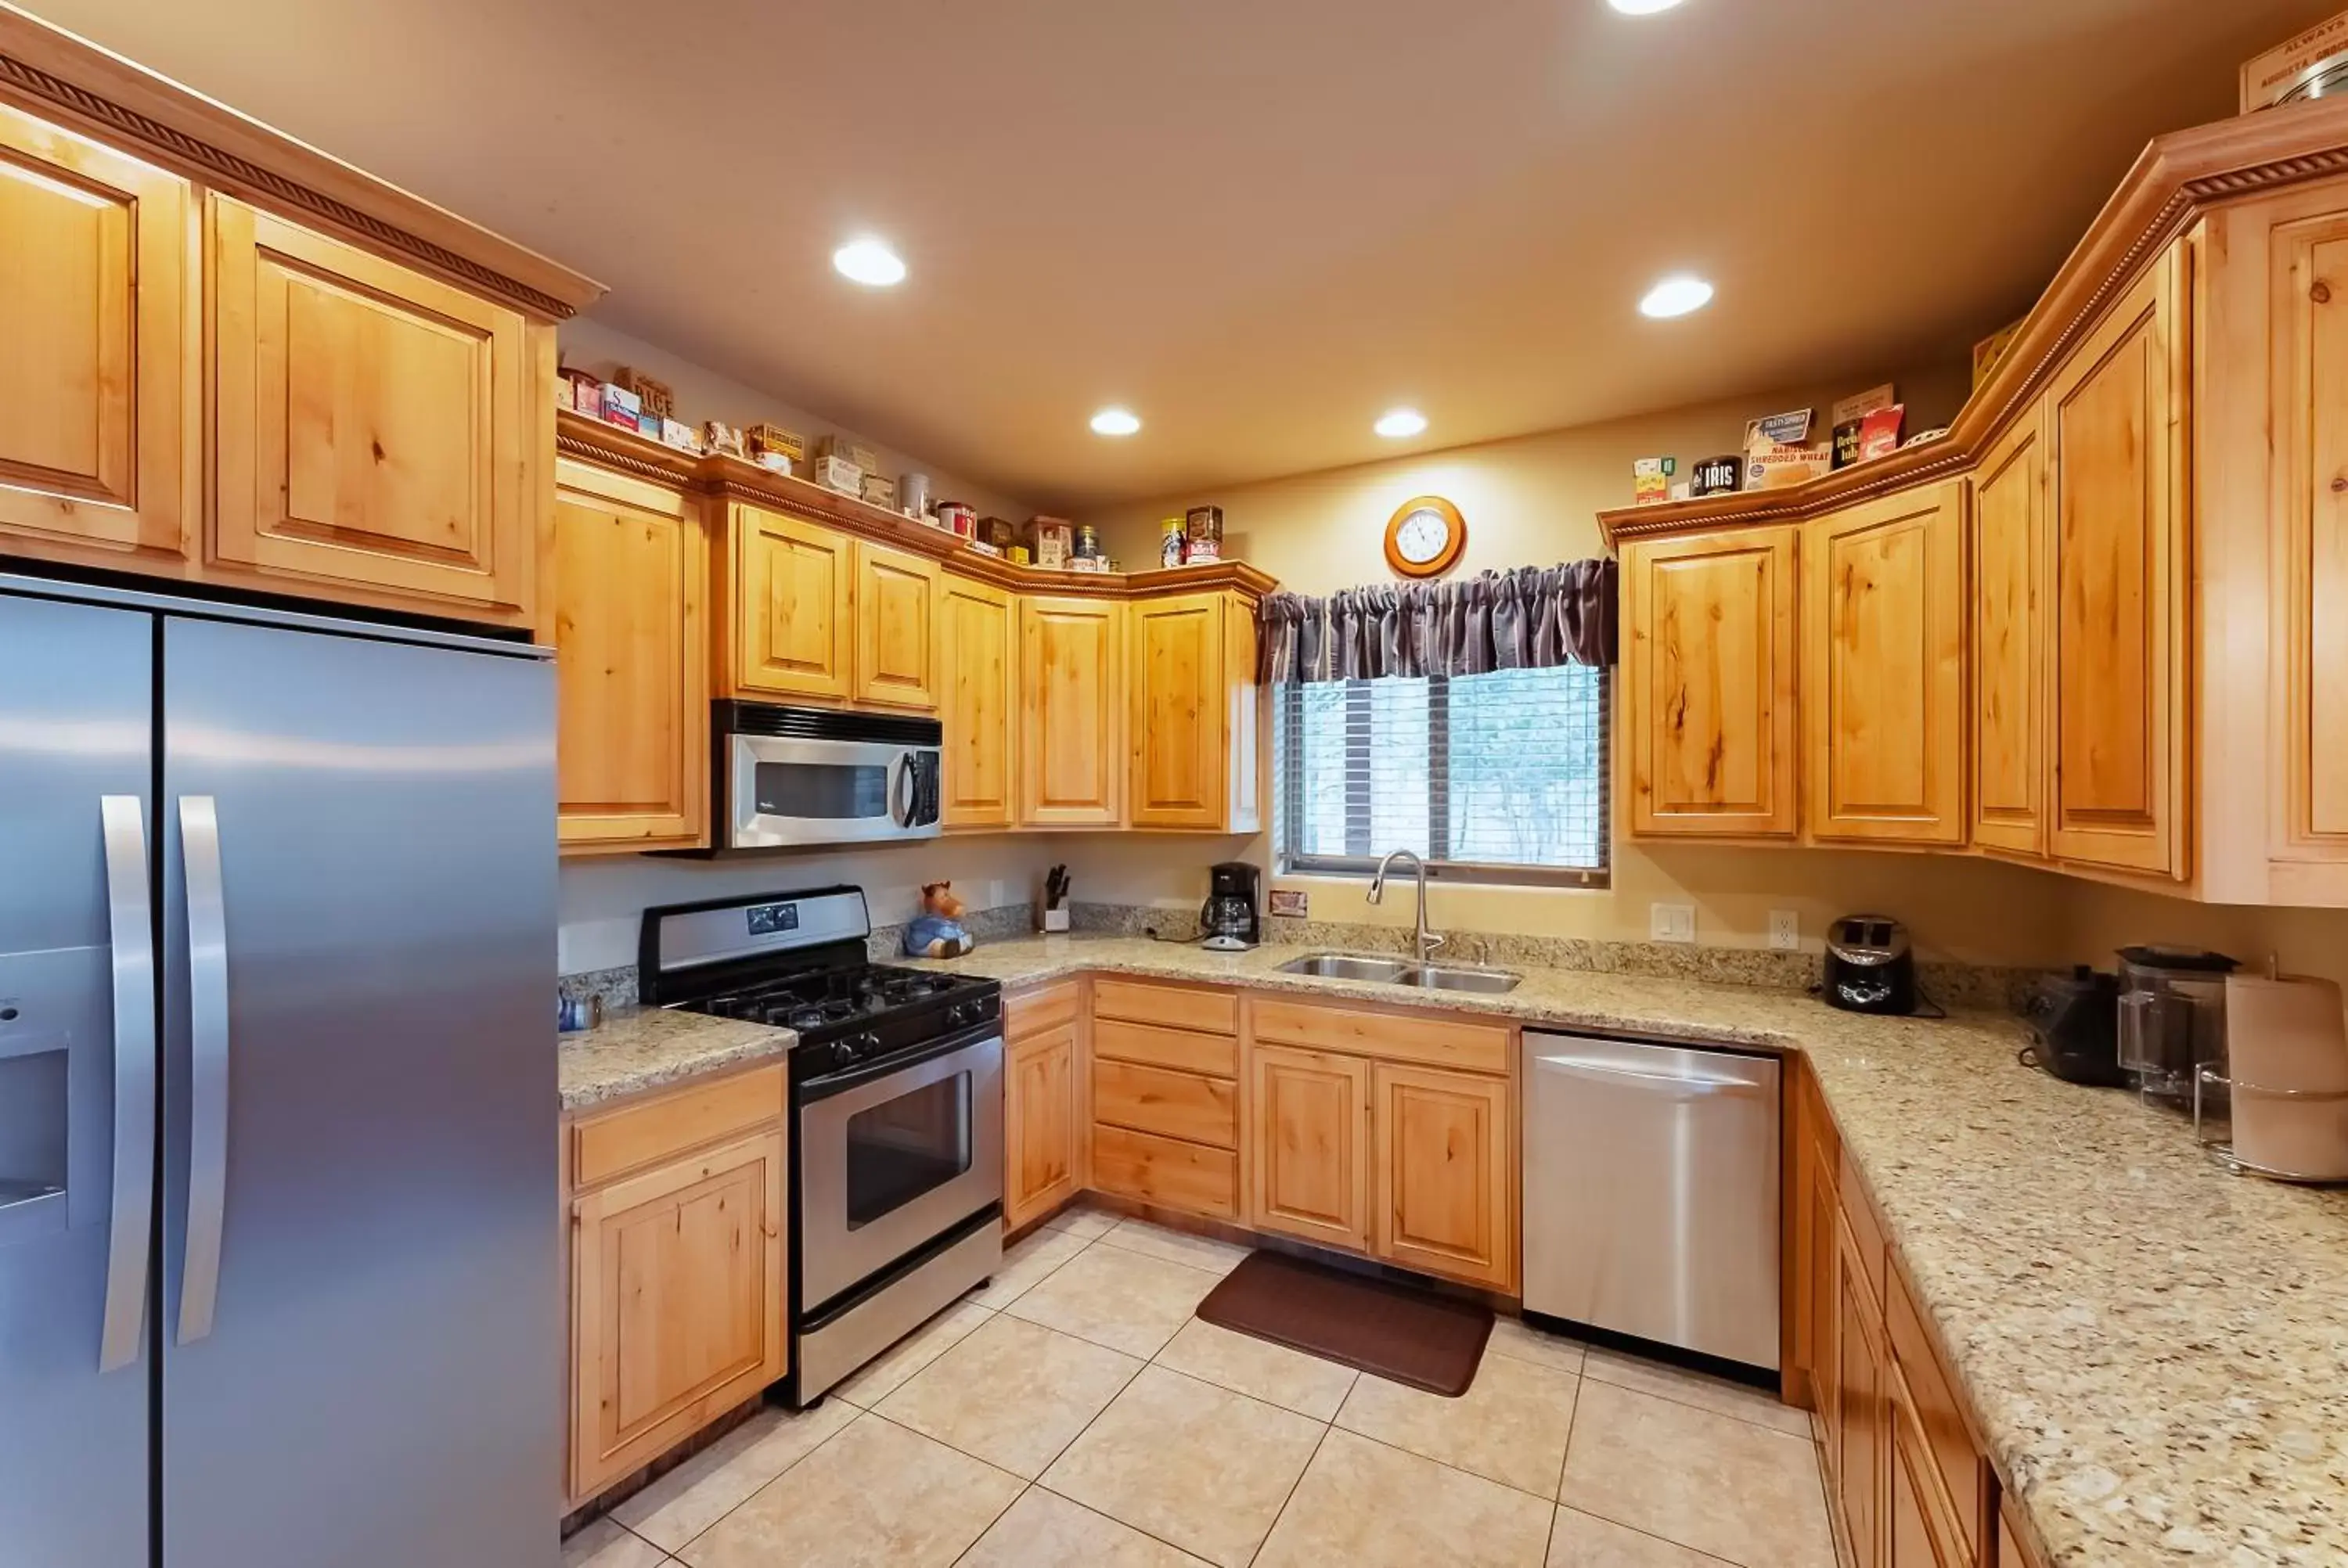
[1769,909,1801,951]
[1650,902,1697,944]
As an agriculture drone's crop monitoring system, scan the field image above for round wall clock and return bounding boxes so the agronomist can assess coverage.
[1384,495,1466,578]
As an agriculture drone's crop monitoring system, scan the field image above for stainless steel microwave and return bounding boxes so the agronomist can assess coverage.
[710,701,942,851]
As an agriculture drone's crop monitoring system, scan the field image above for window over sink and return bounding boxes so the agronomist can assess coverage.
[1273,664,1610,886]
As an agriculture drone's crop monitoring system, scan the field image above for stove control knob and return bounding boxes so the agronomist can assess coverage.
[858,1030,882,1053]
[948,1002,974,1028]
[827,1041,858,1069]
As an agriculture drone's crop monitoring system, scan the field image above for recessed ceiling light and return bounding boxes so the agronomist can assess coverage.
[1375,408,1428,439]
[1090,407,1142,437]
[1608,0,1685,13]
[832,236,906,287]
[1639,274,1715,318]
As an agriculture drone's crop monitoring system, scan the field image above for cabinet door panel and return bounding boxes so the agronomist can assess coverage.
[1626,526,1800,836]
[571,1130,787,1500]
[939,577,1015,829]
[1130,592,1226,828]
[1973,411,2051,857]
[1834,1211,1886,1568]
[2048,253,2188,877]
[854,541,940,710]
[0,102,190,558]
[1020,597,1124,825]
[553,463,707,851]
[1372,1063,1513,1290]
[1248,1045,1370,1253]
[211,196,531,613]
[2280,220,2348,857]
[1806,484,1967,845]
[1006,1023,1080,1230]
[735,506,854,699]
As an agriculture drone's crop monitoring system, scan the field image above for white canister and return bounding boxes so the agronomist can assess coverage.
[901,471,931,517]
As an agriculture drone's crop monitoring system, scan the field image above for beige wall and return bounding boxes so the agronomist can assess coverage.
[1068,364,2348,983]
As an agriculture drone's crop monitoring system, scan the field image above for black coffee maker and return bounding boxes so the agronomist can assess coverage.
[1199,862,1261,951]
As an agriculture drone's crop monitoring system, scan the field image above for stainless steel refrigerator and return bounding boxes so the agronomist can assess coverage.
[0,571,560,1567]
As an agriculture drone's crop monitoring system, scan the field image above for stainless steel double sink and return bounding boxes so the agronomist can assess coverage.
[1273,952,1522,994]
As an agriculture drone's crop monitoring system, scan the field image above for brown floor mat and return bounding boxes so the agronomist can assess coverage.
[1195,1250,1493,1397]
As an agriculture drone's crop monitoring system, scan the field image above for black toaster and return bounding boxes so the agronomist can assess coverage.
[1823,915,1918,1015]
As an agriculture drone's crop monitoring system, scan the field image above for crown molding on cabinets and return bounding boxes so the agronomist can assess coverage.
[0,2,604,322]
[1600,95,2348,547]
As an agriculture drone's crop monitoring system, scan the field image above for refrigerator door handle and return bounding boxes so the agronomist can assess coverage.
[177,795,230,1346]
[99,795,157,1374]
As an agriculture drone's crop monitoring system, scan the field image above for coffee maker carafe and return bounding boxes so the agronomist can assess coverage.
[1199,862,1261,952]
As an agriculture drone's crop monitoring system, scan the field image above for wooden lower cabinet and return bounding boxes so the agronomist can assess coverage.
[1248,1045,1371,1253]
[568,1127,787,1501]
[1091,1124,1239,1218]
[1005,1019,1082,1230]
[1833,1209,1889,1568]
[1371,1062,1514,1291]
[1889,1365,1968,1568]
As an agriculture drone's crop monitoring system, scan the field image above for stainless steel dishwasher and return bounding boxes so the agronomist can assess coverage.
[1522,1033,1781,1370]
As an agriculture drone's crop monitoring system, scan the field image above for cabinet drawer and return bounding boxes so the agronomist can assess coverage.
[1094,1059,1238,1149]
[1248,996,1510,1076]
[1889,1268,1982,1559]
[1839,1148,1887,1306]
[1093,1017,1240,1077]
[1093,978,1238,1035]
[571,1064,787,1189]
[1005,980,1081,1039]
[1090,1124,1238,1220]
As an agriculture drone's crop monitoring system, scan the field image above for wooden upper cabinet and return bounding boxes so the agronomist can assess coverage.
[1248,1045,1371,1254]
[1129,591,1257,830]
[1005,1020,1082,1231]
[568,1128,787,1501]
[209,196,535,617]
[0,102,193,562]
[2275,214,2348,873]
[1624,525,1801,838]
[551,459,708,853]
[1972,408,2051,858]
[1804,483,1968,847]
[852,540,940,711]
[2046,248,2189,879]
[1020,596,1125,827]
[938,575,1016,829]
[1370,1062,1514,1292]
[728,504,855,701]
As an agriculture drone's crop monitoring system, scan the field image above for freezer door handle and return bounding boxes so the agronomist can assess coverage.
[99,796,157,1374]
[1533,1052,1773,1101]
[177,795,230,1345]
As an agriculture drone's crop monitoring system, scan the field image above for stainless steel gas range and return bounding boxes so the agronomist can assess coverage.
[637,887,1002,1402]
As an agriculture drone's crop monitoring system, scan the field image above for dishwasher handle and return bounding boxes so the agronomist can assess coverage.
[1533,1051,1774,1102]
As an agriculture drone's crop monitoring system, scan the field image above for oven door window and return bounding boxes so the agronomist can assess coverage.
[845,1071,973,1228]
[754,760,890,822]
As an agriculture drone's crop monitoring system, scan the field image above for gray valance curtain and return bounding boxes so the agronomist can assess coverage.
[1258,560,1617,684]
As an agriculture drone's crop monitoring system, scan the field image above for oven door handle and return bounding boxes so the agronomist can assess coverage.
[798,1018,1002,1103]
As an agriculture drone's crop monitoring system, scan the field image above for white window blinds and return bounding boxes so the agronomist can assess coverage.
[1274,664,1609,884]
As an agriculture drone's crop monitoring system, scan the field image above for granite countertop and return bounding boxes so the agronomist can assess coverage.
[906,935,2348,1568]
[556,1006,798,1111]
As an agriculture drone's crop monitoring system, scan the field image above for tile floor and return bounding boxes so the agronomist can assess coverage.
[568,1208,1840,1568]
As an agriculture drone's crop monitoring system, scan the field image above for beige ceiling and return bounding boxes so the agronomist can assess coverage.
[25,0,2337,509]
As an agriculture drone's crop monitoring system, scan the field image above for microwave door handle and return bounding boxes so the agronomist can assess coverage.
[893,753,916,827]
[98,796,156,1374]
[177,796,230,1345]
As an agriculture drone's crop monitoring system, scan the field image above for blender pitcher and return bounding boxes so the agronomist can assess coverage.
[2116,946,2238,1108]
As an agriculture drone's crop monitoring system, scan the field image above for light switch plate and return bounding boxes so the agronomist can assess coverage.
[1650,903,1697,945]
[1769,910,1801,951]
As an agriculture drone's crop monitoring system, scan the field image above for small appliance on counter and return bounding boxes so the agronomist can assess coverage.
[2116,945,2238,1108]
[1822,915,1917,1015]
[1199,861,1261,951]
[2021,966,2126,1086]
